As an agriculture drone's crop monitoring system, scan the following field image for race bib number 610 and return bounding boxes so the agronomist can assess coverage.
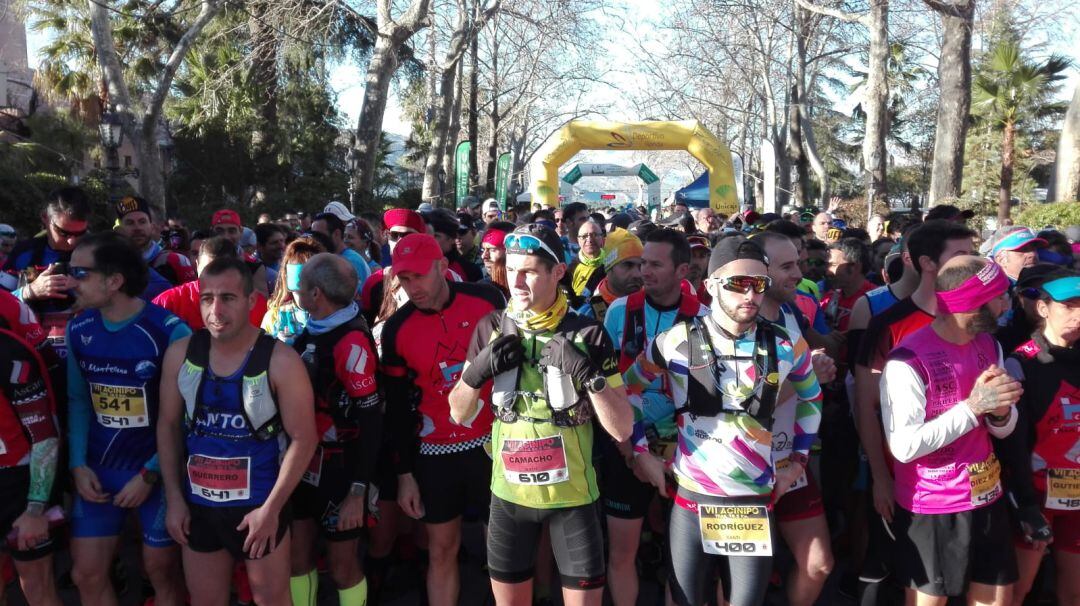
[501,436,569,485]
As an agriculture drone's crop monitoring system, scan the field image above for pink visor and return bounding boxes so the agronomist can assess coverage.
[936,261,1009,314]
[481,228,509,249]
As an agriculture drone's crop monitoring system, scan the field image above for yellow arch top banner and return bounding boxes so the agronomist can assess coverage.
[530,120,738,214]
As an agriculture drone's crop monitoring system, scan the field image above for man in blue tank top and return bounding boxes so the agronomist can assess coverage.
[66,232,190,606]
[157,257,317,606]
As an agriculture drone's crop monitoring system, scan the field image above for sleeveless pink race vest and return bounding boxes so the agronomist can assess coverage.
[888,328,1002,514]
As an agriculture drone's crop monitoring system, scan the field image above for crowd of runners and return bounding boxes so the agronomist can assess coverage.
[0,187,1077,606]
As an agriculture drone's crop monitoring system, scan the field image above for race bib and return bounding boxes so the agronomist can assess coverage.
[187,454,251,503]
[302,447,324,487]
[90,383,149,428]
[776,458,808,492]
[649,439,678,463]
[501,436,569,485]
[1046,468,1080,511]
[699,504,772,557]
[967,452,1002,507]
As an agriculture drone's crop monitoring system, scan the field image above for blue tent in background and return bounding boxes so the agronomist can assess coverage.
[673,172,710,208]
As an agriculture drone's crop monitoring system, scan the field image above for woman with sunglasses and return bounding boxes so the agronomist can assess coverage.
[261,237,326,345]
[628,235,823,606]
[999,269,1080,606]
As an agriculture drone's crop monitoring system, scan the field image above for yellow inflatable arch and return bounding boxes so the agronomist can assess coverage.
[530,120,738,214]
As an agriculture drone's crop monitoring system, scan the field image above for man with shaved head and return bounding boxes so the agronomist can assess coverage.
[288,253,382,606]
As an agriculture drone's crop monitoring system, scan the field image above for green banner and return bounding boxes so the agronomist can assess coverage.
[494,152,512,211]
[455,140,471,208]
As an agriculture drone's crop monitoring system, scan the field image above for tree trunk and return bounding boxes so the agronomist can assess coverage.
[800,109,829,206]
[441,65,465,203]
[467,0,480,194]
[926,0,974,206]
[787,85,810,206]
[247,0,279,206]
[864,0,889,210]
[997,121,1015,224]
[89,0,222,220]
[422,62,460,202]
[1054,85,1080,201]
[355,36,401,209]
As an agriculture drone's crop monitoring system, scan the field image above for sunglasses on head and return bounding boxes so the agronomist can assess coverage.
[52,222,87,239]
[504,233,561,261]
[712,275,772,294]
[69,266,97,280]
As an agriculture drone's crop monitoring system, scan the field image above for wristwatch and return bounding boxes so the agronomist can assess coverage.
[584,375,607,394]
[139,468,160,485]
[349,482,367,497]
[25,501,46,517]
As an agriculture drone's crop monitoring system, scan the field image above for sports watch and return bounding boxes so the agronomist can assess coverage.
[584,375,607,394]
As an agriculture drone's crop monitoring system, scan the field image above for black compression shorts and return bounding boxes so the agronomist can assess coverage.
[187,502,291,561]
[291,451,365,541]
[487,495,606,590]
[892,499,1018,597]
[414,445,491,524]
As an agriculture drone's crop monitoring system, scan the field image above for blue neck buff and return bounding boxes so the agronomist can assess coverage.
[306,301,359,335]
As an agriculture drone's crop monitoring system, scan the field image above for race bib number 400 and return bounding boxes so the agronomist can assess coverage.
[501,436,569,485]
[1047,468,1080,511]
[188,455,251,503]
[699,505,772,557]
[90,383,148,428]
[967,452,1002,507]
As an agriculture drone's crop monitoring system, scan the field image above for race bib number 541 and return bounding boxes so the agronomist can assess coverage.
[90,383,148,428]
[188,455,251,503]
[699,505,772,557]
[501,436,569,485]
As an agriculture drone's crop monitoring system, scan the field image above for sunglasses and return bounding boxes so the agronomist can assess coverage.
[712,275,771,294]
[805,258,827,268]
[388,230,414,241]
[69,266,97,280]
[52,222,87,239]
[505,233,561,261]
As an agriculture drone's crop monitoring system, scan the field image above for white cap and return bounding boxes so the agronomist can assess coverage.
[482,198,500,213]
[0,223,14,237]
[323,201,355,222]
[417,202,434,213]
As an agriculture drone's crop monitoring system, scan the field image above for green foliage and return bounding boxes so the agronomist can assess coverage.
[1014,202,1080,230]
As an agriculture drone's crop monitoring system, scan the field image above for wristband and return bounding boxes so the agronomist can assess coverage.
[25,501,46,516]
[349,482,367,497]
[987,410,1011,426]
[140,468,160,485]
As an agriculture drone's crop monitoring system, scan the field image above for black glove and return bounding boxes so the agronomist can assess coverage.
[461,335,525,388]
[539,334,599,384]
[1016,504,1053,544]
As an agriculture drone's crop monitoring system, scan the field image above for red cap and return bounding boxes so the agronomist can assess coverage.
[211,209,242,227]
[392,233,444,276]
[384,208,425,234]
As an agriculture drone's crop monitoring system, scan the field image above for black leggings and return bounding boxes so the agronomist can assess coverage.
[668,488,775,606]
[486,494,606,590]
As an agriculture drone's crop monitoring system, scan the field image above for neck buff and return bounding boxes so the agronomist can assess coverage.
[595,278,620,305]
[306,301,359,335]
[508,289,568,332]
[572,252,603,294]
[936,261,1009,313]
[143,239,162,263]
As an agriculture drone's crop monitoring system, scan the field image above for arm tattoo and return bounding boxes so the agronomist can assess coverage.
[28,437,59,503]
[967,384,1000,414]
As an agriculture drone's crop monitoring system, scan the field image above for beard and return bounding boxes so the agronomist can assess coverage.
[965,304,1000,336]
[715,294,760,325]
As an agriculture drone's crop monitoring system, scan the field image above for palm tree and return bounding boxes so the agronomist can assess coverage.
[971,41,1070,223]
